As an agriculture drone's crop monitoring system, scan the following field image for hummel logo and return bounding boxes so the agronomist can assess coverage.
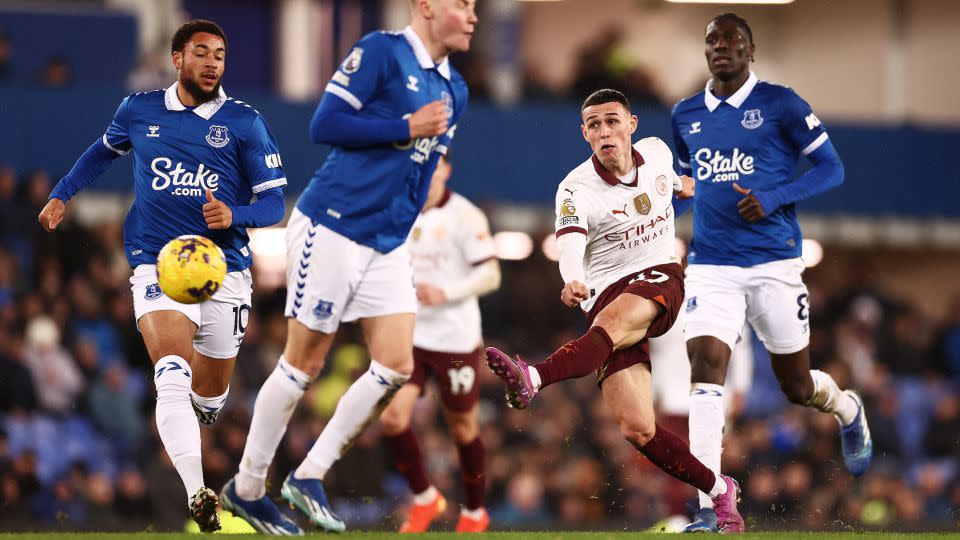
[406,75,419,92]
[147,125,160,138]
[689,122,701,134]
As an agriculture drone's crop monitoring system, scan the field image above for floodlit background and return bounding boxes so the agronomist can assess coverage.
[0,0,958,532]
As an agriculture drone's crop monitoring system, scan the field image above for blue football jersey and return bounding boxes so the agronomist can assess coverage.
[671,72,829,266]
[103,84,287,271]
[296,26,469,253]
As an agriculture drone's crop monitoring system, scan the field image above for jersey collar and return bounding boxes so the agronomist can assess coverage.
[592,147,644,187]
[402,26,452,81]
[164,82,229,120]
[704,70,758,112]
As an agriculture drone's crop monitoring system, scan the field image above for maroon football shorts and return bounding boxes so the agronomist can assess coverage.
[409,346,482,412]
[586,262,685,386]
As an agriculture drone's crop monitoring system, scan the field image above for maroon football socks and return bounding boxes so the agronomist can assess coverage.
[535,326,614,388]
[385,429,431,495]
[637,424,717,494]
[457,436,486,510]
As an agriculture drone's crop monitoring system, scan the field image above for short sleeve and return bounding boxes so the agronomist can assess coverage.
[102,95,134,156]
[241,115,287,194]
[554,183,591,237]
[459,205,497,265]
[323,33,392,111]
[670,106,692,174]
[781,89,829,157]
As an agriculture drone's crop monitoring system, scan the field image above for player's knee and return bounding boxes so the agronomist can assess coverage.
[380,405,410,436]
[373,354,414,377]
[617,417,656,448]
[448,414,479,444]
[688,344,729,384]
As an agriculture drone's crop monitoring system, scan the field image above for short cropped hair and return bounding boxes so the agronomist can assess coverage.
[581,89,631,113]
[171,19,227,53]
[709,12,753,44]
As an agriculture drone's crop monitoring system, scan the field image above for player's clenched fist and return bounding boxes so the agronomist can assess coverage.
[675,175,696,200]
[408,100,449,139]
[561,280,590,307]
[203,188,233,229]
[38,198,66,232]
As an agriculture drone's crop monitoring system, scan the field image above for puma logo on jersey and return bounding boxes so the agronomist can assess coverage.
[406,75,419,92]
[611,205,628,216]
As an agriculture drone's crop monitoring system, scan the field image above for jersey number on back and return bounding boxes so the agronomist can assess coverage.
[448,366,476,395]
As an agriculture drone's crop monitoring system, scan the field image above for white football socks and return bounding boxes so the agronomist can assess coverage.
[295,359,410,480]
[235,356,310,501]
[707,474,728,498]
[191,386,229,419]
[689,382,726,510]
[808,369,859,426]
[154,355,203,502]
[528,365,542,391]
[413,485,439,505]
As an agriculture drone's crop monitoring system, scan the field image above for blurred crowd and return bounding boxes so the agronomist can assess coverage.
[1,164,958,532]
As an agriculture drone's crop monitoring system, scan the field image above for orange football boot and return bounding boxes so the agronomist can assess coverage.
[399,492,447,533]
[455,508,490,533]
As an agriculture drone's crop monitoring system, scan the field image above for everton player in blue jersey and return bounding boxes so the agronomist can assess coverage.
[220,0,475,534]
[670,13,872,532]
[38,20,286,533]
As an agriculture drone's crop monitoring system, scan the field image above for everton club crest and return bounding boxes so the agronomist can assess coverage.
[741,109,763,130]
[205,125,230,148]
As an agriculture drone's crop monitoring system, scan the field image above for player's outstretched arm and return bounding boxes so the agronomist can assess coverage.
[39,139,123,232]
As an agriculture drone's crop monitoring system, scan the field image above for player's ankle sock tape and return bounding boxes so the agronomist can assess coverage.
[191,386,229,419]
[809,369,858,425]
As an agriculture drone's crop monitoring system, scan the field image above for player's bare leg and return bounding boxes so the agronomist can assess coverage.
[442,404,489,532]
[602,363,744,533]
[140,310,222,533]
[381,383,447,532]
[486,293,658,408]
[288,313,413,531]
[771,347,872,476]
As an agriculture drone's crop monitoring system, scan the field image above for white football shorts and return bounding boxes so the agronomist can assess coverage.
[683,258,810,355]
[130,264,253,359]
[284,208,417,334]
